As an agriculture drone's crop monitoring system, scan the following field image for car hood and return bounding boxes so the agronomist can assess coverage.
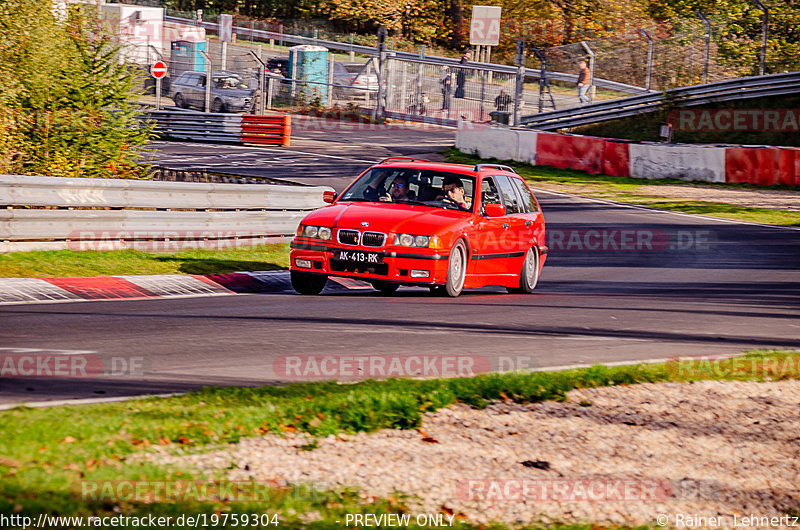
[302,202,468,236]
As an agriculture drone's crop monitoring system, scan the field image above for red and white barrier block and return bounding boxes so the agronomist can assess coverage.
[456,123,799,186]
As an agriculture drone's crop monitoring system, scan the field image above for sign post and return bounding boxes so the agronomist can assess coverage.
[470,6,501,83]
[150,60,168,108]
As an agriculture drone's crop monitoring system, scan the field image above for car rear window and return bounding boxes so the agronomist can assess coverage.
[494,175,523,214]
[344,64,366,74]
[510,177,539,212]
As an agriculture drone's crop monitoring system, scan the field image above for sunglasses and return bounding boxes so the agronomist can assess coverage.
[392,182,406,189]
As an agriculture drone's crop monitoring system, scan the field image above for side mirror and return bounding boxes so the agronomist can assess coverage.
[484,203,506,217]
[322,190,336,204]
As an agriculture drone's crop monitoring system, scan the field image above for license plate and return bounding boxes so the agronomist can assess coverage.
[334,250,383,264]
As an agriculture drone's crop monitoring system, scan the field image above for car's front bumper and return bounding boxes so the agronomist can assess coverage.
[289,240,450,285]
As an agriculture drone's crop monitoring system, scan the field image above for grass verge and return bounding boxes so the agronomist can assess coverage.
[446,150,800,226]
[0,244,290,278]
[1,349,798,528]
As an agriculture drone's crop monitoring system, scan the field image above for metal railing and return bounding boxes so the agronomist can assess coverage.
[0,175,331,252]
[519,71,800,130]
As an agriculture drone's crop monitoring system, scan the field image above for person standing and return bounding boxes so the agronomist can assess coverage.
[494,89,511,111]
[577,60,591,105]
[439,66,452,111]
[455,49,471,99]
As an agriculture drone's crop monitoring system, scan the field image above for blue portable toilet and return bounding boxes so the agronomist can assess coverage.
[288,45,329,105]
[170,40,207,77]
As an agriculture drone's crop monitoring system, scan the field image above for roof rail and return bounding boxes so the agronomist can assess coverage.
[379,157,431,164]
[473,163,517,173]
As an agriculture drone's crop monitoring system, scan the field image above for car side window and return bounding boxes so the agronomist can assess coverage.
[510,177,540,213]
[494,175,523,214]
[481,177,502,215]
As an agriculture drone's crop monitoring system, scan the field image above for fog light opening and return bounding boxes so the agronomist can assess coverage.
[295,258,313,269]
[410,269,430,278]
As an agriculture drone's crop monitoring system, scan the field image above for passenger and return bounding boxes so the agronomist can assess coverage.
[439,175,469,210]
[380,176,415,202]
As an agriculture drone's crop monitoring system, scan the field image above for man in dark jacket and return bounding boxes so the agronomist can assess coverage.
[455,50,471,98]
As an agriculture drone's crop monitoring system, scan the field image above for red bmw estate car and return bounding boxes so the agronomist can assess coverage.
[289,159,547,297]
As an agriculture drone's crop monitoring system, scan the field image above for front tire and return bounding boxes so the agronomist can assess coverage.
[291,270,327,295]
[445,239,467,297]
[211,98,225,113]
[508,247,540,294]
[174,93,187,108]
[371,280,399,296]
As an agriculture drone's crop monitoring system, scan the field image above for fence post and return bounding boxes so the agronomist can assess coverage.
[580,41,595,102]
[221,41,228,71]
[248,50,267,115]
[696,11,711,84]
[513,38,525,126]
[748,0,768,75]
[200,50,212,112]
[327,57,334,106]
[375,26,387,120]
[639,28,654,91]
[480,69,486,122]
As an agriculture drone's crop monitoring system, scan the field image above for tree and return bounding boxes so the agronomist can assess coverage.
[0,0,152,178]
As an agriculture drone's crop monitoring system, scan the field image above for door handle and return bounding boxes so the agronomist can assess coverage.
[503,223,509,229]
[525,220,531,226]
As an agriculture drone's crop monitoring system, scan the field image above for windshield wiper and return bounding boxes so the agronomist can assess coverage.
[338,197,375,202]
[394,199,432,207]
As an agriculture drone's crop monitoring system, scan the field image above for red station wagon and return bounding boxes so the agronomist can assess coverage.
[289,159,547,297]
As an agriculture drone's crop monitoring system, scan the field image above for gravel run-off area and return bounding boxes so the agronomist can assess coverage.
[636,185,800,212]
[149,380,800,528]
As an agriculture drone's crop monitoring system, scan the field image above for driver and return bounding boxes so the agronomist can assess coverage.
[439,175,469,210]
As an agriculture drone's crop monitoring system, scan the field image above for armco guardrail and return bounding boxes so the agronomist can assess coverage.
[144,110,291,146]
[0,175,331,252]
[520,71,800,130]
[167,15,647,95]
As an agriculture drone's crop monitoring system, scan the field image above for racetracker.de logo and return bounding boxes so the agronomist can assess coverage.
[273,355,492,379]
[0,348,144,378]
[456,478,674,502]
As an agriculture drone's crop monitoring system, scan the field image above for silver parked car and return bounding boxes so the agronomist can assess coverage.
[170,71,255,113]
[332,62,379,99]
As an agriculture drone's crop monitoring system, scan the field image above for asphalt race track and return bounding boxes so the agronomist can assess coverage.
[1,131,799,405]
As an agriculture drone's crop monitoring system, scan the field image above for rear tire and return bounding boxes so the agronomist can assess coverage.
[371,280,399,296]
[445,239,467,297]
[508,247,540,294]
[291,270,327,295]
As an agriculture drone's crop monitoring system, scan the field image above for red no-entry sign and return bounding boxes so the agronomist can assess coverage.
[150,61,168,79]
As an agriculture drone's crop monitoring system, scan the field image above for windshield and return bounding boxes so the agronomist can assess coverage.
[213,75,245,89]
[339,168,475,212]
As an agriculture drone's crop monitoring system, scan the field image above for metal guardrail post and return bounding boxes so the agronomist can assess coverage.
[580,41,596,103]
[199,50,212,113]
[749,0,768,75]
[639,29,654,92]
[696,12,712,85]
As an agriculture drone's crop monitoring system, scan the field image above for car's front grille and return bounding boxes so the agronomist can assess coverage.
[337,229,360,245]
[361,232,385,247]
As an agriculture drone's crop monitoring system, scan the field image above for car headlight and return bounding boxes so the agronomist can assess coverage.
[395,234,430,247]
[300,225,332,240]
